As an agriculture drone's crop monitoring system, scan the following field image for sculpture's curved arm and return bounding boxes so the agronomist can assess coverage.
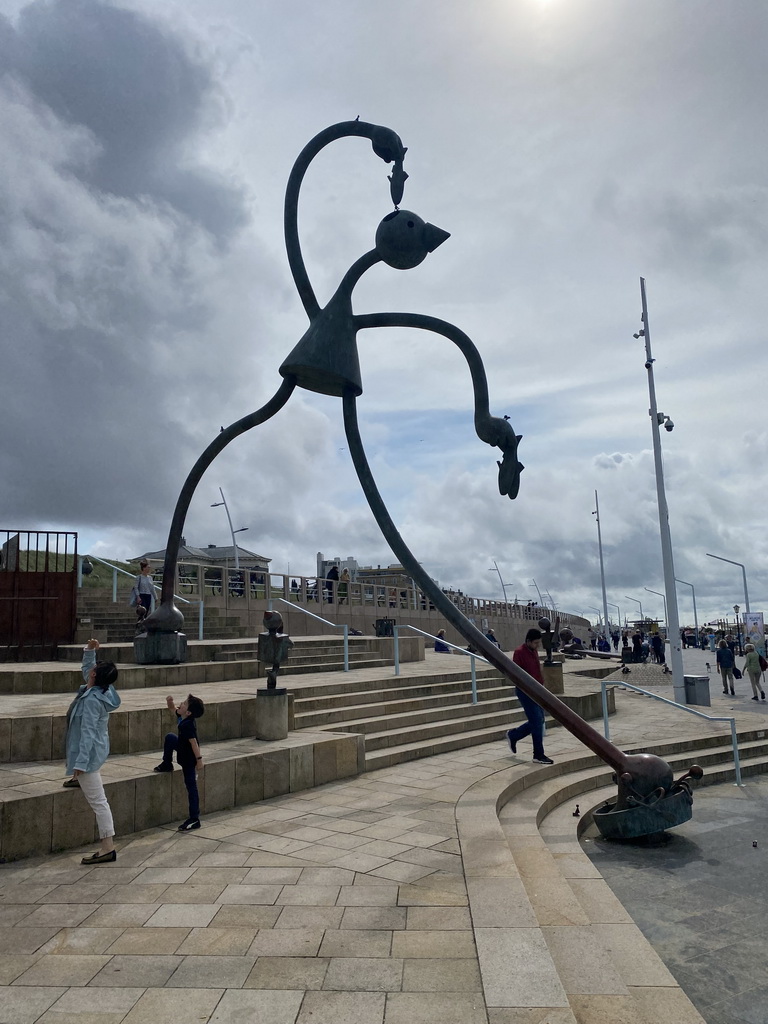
[285,121,407,321]
[145,376,296,631]
[341,387,626,773]
[355,312,524,498]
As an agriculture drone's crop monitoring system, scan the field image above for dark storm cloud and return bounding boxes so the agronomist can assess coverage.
[8,0,247,238]
[0,0,261,538]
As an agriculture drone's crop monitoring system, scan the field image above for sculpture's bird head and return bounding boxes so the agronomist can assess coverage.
[375,210,450,270]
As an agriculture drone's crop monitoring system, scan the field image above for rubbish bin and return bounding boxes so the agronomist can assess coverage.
[684,674,710,707]
[374,618,396,637]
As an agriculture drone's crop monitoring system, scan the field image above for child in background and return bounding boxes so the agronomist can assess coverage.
[154,693,205,831]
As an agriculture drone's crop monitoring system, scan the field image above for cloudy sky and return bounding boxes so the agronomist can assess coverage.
[1,0,766,627]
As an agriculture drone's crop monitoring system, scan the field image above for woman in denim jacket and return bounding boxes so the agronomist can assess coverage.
[65,639,121,863]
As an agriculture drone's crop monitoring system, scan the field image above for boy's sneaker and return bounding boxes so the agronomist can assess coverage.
[506,730,517,754]
[153,762,174,773]
[533,756,554,765]
[178,818,201,832]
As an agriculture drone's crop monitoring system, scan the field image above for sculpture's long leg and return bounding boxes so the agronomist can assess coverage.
[145,376,296,632]
[355,312,523,498]
[341,386,627,775]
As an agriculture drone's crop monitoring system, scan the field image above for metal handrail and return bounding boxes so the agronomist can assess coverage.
[601,679,743,786]
[394,624,490,704]
[273,597,349,671]
[78,554,205,640]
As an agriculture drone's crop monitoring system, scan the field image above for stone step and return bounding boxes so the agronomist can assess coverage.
[294,673,503,714]
[0,730,364,862]
[299,693,520,738]
[0,689,275,763]
[364,721,517,769]
[458,730,768,1022]
[55,636,382,663]
[214,649,380,666]
[360,705,524,752]
[294,683,512,728]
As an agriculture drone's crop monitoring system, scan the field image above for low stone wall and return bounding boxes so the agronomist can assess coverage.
[0,731,363,862]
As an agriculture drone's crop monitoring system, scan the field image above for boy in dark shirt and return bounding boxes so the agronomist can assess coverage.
[154,693,205,831]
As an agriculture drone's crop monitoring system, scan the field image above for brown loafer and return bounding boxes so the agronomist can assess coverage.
[81,850,116,864]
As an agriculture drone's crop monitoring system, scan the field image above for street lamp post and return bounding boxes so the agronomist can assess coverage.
[607,602,621,632]
[644,587,667,629]
[489,560,510,603]
[634,278,685,704]
[706,553,751,614]
[529,579,544,607]
[210,487,248,570]
[592,490,610,639]
[625,595,643,626]
[734,604,743,656]
[675,578,699,648]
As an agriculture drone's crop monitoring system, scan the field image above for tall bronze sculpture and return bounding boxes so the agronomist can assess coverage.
[144,120,701,838]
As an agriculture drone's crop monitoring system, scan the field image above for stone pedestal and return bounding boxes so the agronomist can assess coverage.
[134,632,187,665]
[541,661,564,695]
[255,688,288,741]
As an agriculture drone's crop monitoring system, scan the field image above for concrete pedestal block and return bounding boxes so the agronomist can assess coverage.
[541,662,564,695]
[255,688,288,741]
[134,632,187,665]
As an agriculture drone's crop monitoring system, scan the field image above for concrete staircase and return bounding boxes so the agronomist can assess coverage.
[456,725,768,1022]
[75,588,246,642]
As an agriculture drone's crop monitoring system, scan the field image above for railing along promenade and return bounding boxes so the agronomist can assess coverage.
[141,562,581,627]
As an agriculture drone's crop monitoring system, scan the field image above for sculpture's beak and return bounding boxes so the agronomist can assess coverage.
[423,223,450,253]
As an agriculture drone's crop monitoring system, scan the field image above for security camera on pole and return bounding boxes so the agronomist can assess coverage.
[634,279,685,704]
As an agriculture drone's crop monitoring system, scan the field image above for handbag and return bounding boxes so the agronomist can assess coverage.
[733,666,742,679]
[759,655,768,673]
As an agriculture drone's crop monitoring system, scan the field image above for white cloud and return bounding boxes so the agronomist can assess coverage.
[1,0,767,629]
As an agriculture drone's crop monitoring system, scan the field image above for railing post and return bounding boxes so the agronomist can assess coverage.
[602,681,611,742]
[470,655,478,704]
[198,601,204,641]
[343,624,349,672]
[77,555,83,589]
[730,718,743,786]
[112,568,118,604]
[393,625,400,676]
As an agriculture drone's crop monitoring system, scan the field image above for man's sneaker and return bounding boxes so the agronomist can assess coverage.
[506,730,517,754]
[533,756,554,765]
[153,763,174,773]
[178,818,201,832]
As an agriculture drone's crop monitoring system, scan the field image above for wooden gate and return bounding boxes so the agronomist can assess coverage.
[0,531,78,660]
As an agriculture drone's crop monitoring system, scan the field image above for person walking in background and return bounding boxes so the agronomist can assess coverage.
[506,628,553,765]
[154,694,206,831]
[717,639,736,696]
[131,559,157,631]
[66,639,121,864]
[324,564,339,603]
[338,567,350,604]
[650,633,665,665]
[743,644,765,701]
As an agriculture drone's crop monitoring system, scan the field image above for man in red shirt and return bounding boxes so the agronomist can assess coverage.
[507,628,554,765]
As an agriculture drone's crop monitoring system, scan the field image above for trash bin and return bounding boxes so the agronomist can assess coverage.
[374,618,396,637]
[684,674,710,707]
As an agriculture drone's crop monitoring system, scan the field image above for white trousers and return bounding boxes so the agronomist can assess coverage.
[77,770,115,839]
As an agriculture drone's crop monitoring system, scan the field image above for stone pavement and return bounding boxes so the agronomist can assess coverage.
[0,647,762,1024]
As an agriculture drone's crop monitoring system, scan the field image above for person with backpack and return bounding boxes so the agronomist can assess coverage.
[743,644,765,701]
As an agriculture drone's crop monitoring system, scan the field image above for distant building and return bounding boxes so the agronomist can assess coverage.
[133,539,270,570]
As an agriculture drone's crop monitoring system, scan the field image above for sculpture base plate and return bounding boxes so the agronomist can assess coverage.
[134,632,187,665]
[255,688,289,741]
[593,787,694,840]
